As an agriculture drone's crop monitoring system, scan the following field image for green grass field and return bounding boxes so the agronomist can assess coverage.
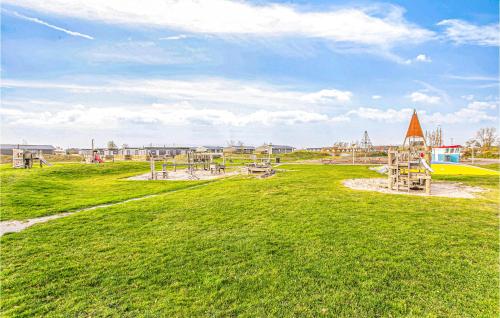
[474,163,500,171]
[0,162,201,221]
[1,162,498,317]
[279,150,332,161]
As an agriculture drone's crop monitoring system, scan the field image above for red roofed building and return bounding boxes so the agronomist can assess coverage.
[431,145,462,163]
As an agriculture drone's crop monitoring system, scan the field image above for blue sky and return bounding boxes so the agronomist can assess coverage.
[1,0,498,148]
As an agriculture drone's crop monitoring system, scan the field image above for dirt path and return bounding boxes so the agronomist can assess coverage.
[0,182,213,237]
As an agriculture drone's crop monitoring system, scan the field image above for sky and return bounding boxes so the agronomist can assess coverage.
[1,0,499,148]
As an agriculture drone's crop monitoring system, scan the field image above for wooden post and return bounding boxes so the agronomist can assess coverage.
[388,151,393,190]
[150,155,156,180]
[396,152,399,192]
[407,156,410,193]
[425,147,432,195]
[425,173,431,195]
[162,162,168,179]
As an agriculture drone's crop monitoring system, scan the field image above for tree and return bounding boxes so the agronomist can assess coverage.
[333,141,349,148]
[425,127,443,147]
[464,139,480,148]
[236,140,245,153]
[107,140,117,149]
[475,128,497,149]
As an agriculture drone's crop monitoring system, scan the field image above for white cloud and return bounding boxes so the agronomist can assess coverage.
[1,78,352,110]
[84,41,208,65]
[0,77,352,136]
[413,80,451,105]
[2,98,496,131]
[423,100,498,124]
[347,107,413,123]
[438,19,499,46]
[5,9,94,40]
[371,95,382,100]
[467,100,498,111]
[160,34,188,40]
[447,75,498,81]
[415,54,431,62]
[0,102,350,129]
[409,91,441,104]
[3,1,433,47]
[301,89,352,103]
[403,53,431,64]
[4,77,495,132]
[461,94,475,101]
[346,100,498,124]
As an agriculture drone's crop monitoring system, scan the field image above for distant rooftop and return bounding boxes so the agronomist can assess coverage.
[0,144,55,150]
[433,145,462,148]
[266,144,294,148]
[200,145,223,149]
[225,145,256,149]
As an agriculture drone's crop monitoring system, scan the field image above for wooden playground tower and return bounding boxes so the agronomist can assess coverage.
[149,151,226,180]
[12,148,52,169]
[83,139,104,164]
[388,110,432,195]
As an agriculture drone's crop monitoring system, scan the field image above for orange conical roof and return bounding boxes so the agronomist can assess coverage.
[405,109,424,138]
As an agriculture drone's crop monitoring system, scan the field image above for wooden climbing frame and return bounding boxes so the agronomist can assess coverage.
[387,149,431,195]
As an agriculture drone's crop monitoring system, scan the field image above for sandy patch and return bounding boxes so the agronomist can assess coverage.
[343,178,485,199]
[126,170,240,181]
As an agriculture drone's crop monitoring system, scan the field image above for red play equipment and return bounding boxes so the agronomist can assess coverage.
[94,151,104,163]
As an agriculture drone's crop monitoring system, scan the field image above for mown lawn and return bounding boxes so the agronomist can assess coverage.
[474,163,500,171]
[0,162,201,221]
[279,150,332,161]
[1,164,498,317]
